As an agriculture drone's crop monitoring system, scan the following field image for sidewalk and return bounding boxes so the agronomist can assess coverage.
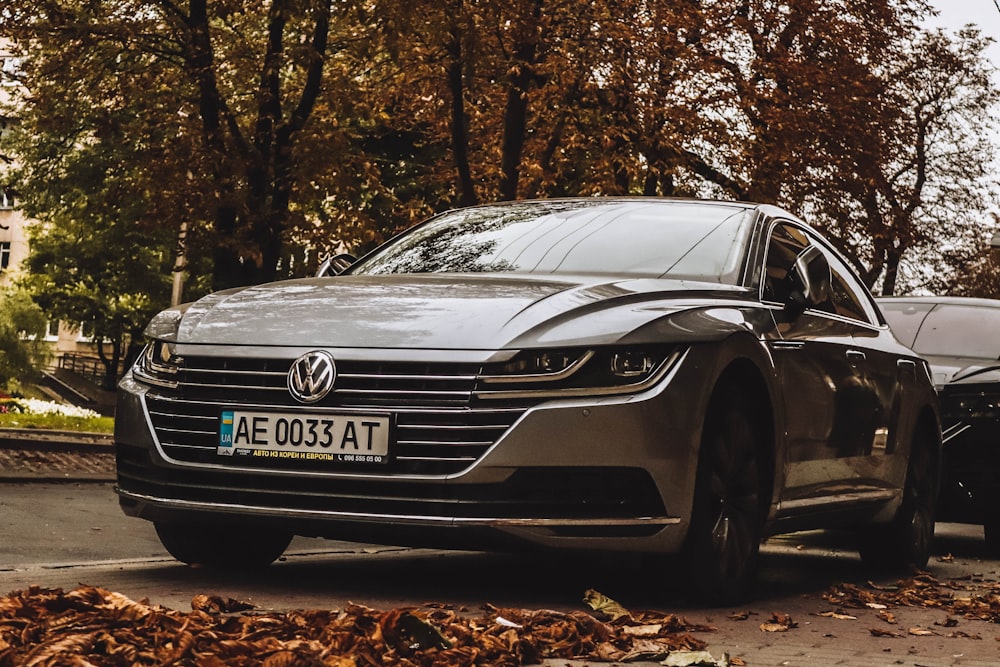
[3,430,1000,666]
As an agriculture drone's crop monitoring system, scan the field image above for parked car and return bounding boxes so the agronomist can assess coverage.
[115,198,941,602]
[878,296,1000,550]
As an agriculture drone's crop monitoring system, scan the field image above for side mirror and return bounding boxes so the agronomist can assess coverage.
[786,246,831,316]
[316,253,357,277]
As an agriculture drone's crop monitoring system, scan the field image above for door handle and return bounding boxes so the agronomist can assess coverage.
[846,350,866,365]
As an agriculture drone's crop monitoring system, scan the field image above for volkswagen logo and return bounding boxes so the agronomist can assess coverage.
[287,351,336,404]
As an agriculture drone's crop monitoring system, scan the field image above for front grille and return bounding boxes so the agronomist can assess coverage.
[145,356,527,475]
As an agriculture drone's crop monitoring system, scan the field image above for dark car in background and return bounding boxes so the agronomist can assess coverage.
[879,296,1000,550]
[115,198,942,602]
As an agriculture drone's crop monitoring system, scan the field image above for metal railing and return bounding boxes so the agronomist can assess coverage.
[57,353,125,386]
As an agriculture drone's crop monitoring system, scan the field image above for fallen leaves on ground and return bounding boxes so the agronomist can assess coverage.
[759,612,797,633]
[824,571,1000,624]
[0,585,717,667]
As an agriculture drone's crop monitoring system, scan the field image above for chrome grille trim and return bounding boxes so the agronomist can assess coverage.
[144,357,529,475]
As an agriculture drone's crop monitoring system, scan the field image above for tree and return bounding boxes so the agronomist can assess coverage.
[0,287,48,393]
[20,214,173,389]
[807,27,1000,296]
[942,213,1000,299]
[1,0,365,290]
[4,0,996,302]
[9,111,175,388]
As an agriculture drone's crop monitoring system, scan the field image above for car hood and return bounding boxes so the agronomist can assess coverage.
[922,354,1000,388]
[160,274,752,349]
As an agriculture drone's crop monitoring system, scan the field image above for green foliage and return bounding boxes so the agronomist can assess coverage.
[9,118,174,388]
[0,288,49,391]
[0,410,114,433]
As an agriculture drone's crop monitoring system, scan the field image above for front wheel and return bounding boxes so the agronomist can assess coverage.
[858,425,938,570]
[681,386,765,605]
[984,515,1000,556]
[155,522,293,568]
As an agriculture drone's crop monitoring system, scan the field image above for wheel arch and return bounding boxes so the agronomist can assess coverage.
[913,403,943,492]
[706,357,778,518]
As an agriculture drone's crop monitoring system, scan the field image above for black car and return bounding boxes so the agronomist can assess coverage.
[115,198,942,602]
[879,296,1000,550]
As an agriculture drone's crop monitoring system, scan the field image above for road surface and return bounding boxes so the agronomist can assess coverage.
[3,482,1000,666]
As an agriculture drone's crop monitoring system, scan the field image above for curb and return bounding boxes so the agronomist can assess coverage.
[0,428,113,451]
[0,428,115,482]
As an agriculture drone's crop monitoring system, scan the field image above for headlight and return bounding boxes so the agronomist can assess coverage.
[133,340,181,389]
[476,346,682,399]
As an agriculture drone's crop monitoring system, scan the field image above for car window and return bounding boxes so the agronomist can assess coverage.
[351,201,754,283]
[762,222,876,325]
[889,303,1000,359]
[762,223,809,304]
[821,249,874,324]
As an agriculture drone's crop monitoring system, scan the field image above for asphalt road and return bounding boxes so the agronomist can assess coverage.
[3,481,1000,666]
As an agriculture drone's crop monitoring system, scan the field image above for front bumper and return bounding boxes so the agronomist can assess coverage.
[115,347,709,553]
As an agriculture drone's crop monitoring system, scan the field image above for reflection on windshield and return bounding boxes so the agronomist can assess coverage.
[353,200,752,283]
[895,304,1000,360]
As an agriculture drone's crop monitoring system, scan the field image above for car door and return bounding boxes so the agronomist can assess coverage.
[762,222,891,510]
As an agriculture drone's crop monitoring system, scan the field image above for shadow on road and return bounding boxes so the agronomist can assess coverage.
[115,523,992,613]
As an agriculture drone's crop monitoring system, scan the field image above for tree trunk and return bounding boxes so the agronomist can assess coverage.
[881,247,904,297]
[95,337,123,391]
[445,18,478,207]
[185,0,332,290]
[498,0,542,201]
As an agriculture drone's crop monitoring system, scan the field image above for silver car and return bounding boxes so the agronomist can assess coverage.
[115,198,941,602]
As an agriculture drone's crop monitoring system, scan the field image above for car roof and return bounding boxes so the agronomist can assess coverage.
[458,196,797,220]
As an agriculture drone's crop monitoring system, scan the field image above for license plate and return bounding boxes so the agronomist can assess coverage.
[218,410,391,464]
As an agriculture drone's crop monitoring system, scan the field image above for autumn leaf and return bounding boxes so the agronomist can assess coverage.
[869,627,904,638]
[759,613,797,633]
[583,588,632,622]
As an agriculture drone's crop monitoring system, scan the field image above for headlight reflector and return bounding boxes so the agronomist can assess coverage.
[611,351,656,378]
[477,346,681,398]
[133,340,181,388]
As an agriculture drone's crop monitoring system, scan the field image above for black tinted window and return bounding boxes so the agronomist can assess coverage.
[353,201,753,283]
[824,252,872,323]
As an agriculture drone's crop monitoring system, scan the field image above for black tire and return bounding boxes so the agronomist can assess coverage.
[681,386,765,605]
[858,426,937,570]
[155,522,293,568]
[982,516,1000,557]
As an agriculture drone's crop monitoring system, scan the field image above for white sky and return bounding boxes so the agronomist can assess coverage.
[926,1,1000,69]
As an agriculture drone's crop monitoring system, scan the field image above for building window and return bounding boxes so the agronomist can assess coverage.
[0,241,10,271]
[0,188,14,209]
[77,321,96,342]
[45,320,60,341]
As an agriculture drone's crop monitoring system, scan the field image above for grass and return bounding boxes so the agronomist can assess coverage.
[0,411,115,433]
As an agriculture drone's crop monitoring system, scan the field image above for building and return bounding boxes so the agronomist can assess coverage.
[0,41,28,287]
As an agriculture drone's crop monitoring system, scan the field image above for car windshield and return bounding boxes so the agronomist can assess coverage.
[351,200,753,283]
[882,301,1000,359]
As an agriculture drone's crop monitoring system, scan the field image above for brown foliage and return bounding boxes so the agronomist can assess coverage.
[0,585,712,666]
[824,571,1000,624]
